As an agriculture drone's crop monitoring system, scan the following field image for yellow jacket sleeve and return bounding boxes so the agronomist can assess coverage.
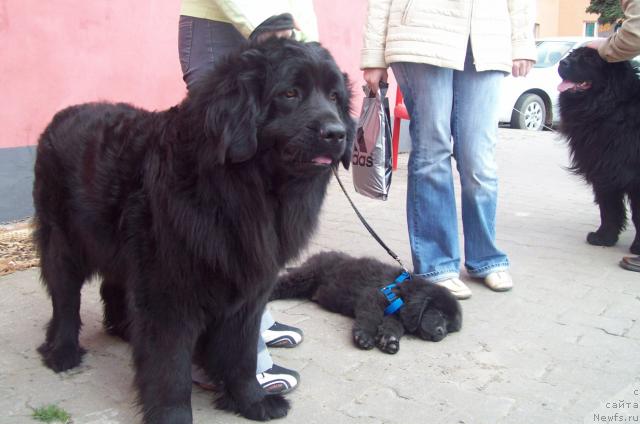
[181,0,319,41]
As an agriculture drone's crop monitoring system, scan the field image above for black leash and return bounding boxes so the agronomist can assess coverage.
[332,167,410,273]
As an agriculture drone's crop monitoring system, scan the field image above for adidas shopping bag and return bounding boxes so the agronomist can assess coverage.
[352,82,393,200]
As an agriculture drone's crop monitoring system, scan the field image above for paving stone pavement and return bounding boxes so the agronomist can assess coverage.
[1,128,639,424]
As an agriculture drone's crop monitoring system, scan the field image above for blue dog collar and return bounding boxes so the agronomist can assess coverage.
[380,271,411,316]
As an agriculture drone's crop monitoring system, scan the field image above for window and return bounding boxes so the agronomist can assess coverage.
[534,40,576,68]
[584,21,597,37]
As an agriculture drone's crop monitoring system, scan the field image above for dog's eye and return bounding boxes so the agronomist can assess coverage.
[329,91,338,102]
[284,89,298,99]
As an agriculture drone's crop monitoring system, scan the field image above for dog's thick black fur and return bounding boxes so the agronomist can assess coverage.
[33,38,355,423]
[558,47,640,253]
[271,252,462,354]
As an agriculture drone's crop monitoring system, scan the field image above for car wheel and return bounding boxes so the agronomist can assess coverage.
[510,93,547,131]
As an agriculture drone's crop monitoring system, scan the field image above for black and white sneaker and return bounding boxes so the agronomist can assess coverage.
[192,363,299,395]
[263,322,304,348]
[257,364,300,394]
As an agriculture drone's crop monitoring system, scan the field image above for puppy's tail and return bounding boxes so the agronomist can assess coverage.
[270,266,320,300]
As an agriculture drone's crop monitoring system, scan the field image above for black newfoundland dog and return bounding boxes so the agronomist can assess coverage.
[558,47,640,253]
[271,252,462,354]
[33,38,354,423]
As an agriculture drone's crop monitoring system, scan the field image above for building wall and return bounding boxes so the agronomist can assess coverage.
[537,0,561,37]
[0,0,369,151]
[0,0,369,222]
[558,0,597,36]
[536,0,600,37]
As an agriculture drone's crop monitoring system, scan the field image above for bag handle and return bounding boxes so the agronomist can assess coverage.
[363,81,389,99]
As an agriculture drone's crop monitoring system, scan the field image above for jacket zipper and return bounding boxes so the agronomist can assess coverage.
[401,0,415,25]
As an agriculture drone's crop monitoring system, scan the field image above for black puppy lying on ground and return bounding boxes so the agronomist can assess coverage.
[272,252,462,354]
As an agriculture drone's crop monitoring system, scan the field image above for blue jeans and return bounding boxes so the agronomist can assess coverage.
[391,50,509,282]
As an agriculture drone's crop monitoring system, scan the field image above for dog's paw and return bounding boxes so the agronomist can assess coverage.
[587,230,618,247]
[243,395,290,421]
[216,391,289,421]
[38,342,85,372]
[375,333,399,354]
[353,329,375,350]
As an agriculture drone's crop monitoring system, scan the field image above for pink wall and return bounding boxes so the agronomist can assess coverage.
[0,0,374,149]
[316,0,371,111]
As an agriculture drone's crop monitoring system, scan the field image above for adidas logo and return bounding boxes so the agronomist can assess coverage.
[353,126,373,167]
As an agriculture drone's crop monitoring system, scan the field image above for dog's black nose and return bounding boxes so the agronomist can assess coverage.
[320,122,346,143]
[435,326,445,337]
[558,59,569,77]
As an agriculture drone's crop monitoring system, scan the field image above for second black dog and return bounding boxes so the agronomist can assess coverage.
[558,47,640,253]
[272,252,462,354]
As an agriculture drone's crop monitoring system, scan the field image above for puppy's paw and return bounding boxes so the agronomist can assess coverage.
[353,329,375,350]
[375,333,399,354]
[587,230,618,247]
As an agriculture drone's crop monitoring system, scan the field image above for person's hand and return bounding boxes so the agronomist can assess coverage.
[255,28,294,43]
[363,68,388,94]
[586,38,606,50]
[512,59,535,77]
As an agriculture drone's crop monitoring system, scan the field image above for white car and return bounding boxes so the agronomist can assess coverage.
[498,37,599,131]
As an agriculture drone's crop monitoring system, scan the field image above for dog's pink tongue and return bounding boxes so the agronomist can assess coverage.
[312,156,332,165]
[558,80,577,92]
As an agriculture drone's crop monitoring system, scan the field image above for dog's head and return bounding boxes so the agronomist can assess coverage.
[397,279,462,342]
[186,38,355,172]
[558,47,637,97]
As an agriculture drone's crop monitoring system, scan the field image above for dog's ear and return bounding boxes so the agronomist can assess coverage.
[398,283,432,333]
[340,73,356,170]
[606,61,637,99]
[403,296,430,333]
[203,48,267,164]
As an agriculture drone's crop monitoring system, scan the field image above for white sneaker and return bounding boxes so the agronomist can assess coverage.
[256,364,300,394]
[483,271,513,292]
[263,322,303,348]
[435,278,472,299]
[192,363,300,395]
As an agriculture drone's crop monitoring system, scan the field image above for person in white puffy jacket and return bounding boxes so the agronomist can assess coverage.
[361,0,537,299]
